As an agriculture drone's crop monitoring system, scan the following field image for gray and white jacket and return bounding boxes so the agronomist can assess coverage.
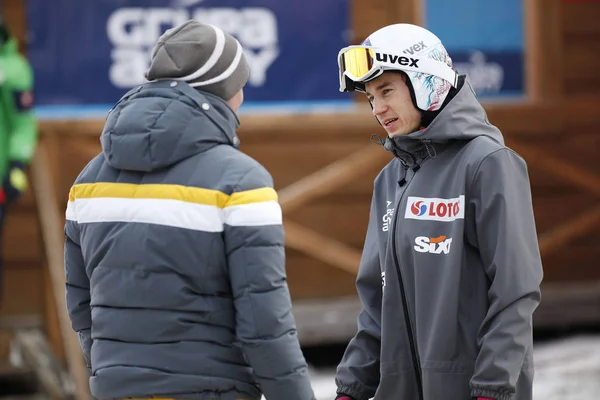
[64,80,315,400]
[335,77,544,400]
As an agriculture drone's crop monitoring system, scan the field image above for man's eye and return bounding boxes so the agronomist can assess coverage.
[383,89,392,95]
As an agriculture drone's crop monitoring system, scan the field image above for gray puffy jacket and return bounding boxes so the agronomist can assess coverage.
[64,81,315,400]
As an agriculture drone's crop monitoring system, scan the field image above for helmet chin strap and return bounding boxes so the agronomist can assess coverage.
[420,74,464,127]
[397,72,430,129]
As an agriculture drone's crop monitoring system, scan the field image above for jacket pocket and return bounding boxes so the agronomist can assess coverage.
[421,360,474,399]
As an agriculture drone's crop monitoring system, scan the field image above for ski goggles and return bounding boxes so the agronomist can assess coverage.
[337,45,459,92]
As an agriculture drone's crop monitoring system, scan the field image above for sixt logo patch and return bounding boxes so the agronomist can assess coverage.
[405,195,465,222]
[414,236,452,254]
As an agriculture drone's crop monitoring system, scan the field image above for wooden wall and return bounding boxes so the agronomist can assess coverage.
[561,1,600,97]
[0,0,599,333]
[0,190,43,316]
[34,99,600,296]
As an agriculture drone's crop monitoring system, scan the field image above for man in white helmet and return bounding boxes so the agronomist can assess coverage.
[333,24,543,400]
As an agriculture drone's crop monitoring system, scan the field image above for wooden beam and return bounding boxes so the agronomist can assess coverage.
[284,221,362,275]
[43,262,66,367]
[36,100,580,140]
[525,0,542,100]
[80,141,101,162]
[279,145,387,213]
[538,0,564,99]
[1,0,27,55]
[538,204,600,256]
[393,0,423,25]
[30,144,91,400]
[534,281,600,329]
[509,141,600,196]
[352,0,394,43]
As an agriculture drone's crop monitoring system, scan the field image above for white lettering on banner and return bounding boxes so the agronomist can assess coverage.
[107,7,279,88]
[172,0,206,7]
[454,51,504,94]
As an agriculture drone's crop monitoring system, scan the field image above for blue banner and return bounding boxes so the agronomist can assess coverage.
[425,0,525,98]
[26,0,351,118]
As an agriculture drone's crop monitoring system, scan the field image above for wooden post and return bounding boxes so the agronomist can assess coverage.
[525,0,542,100]
[534,0,564,99]
[393,0,423,25]
[30,144,91,400]
[1,0,27,54]
[43,262,66,367]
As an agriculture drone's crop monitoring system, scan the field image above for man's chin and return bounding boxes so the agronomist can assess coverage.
[387,129,411,137]
[387,124,422,137]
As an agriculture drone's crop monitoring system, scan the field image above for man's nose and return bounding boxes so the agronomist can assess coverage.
[372,99,388,116]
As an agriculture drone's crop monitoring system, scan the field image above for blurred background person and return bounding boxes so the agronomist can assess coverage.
[0,14,38,304]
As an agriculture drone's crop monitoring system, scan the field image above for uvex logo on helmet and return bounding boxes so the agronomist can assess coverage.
[403,41,427,55]
[375,53,420,68]
[405,195,465,222]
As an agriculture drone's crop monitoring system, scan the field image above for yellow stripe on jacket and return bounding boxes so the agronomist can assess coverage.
[66,183,281,231]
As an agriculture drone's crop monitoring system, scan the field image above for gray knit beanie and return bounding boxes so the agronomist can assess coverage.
[145,20,250,101]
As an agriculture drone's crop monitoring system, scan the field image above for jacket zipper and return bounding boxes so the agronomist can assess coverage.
[390,164,424,400]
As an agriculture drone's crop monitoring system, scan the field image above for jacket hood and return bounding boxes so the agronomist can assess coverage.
[383,76,504,166]
[100,80,241,172]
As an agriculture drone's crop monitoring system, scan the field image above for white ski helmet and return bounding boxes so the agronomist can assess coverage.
[337,23,458,111]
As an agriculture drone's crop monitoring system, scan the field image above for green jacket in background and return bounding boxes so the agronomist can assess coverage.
[0,36,38,179]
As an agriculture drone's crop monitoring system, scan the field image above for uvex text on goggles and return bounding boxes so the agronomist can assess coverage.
[337,46,459,93]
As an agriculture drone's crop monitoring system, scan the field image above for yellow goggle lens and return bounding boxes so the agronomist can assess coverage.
[341,48,375,79]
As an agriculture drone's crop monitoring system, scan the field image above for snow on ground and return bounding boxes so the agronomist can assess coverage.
[292,335,600,400]
[532,335,600,399]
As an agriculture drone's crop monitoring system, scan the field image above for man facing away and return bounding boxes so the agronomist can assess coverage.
[64,20,315,400]
[333,24,543,400]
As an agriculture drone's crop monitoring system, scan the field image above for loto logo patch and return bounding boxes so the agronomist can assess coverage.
[414,236,452,254]
[405,195,465,222]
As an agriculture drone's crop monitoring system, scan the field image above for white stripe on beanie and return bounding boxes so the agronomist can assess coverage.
[189,41,244,88]
[179,24,226,82]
